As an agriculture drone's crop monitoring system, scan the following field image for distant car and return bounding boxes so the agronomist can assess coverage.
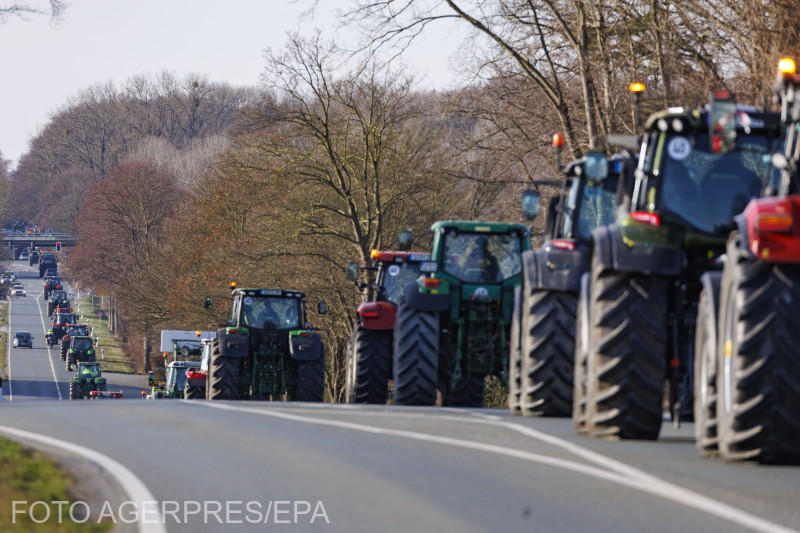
[11,287,26,297]
[13,331,33,348]
[1,273,15,284]
[19,251,29,260]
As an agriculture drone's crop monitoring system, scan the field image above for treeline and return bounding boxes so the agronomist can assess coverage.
[3,1,798,399]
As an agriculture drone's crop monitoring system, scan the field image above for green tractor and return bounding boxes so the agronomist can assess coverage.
[205,286,327,401]
[392,220,530,406]
[66,336,96,371]
[576,93,782,439]
[47,290,69,317]
[69,362,106,400]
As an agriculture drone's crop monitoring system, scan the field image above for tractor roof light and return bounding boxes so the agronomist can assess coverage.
[779,57,797,77]
[629,82,646,93]
[552,133,565,148]
[370,249,380,259]
[230,282,237,289]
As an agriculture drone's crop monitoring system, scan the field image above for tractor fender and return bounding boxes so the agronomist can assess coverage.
[732,213,756,260]
[402,281,450,312]
[521,245,589,293]
[216,329,249,358]
[289,331,323,361]
[357,301,396,331]
[592,224,682,276]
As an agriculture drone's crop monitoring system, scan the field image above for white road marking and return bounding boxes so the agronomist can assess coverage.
[35,292,63,400]
[0,424,166,533]
[200,402,799,533]
[5,293,13,401]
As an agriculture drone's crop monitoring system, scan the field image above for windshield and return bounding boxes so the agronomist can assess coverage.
[560,176,619,241]
[380,262,422,304]
[73,338,92,350]
[16,332,30,340]
[656,133,770,234]
[69,326,88,336]
[240,296,301,329]
[442,231,523,283]
[79,365,99,378]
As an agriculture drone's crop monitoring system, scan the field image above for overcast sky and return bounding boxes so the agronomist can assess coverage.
[0,0,465,168]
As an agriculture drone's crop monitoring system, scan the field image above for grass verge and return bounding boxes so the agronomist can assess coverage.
[69,293,135,374]
[0,300,7,383]
[0,437,112,532]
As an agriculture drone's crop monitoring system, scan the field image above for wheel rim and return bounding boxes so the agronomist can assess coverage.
[722,282,736,419]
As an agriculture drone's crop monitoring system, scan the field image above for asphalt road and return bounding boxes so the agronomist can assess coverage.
[3,261,146,401]
[1,263,798,533]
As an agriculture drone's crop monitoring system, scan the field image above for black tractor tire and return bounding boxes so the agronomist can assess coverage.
[587,253,668,440]
[507,286,523,415]
[392,295,439,406]
[716,234,800,464]
[694,286,719,457]
[209,338,241,400]
[295,352,325,402]
[520,288,577,417]
[69,381,80,400]
[60,341,68,361]
[47,301,54,316]
[445,376,485,407]
[346,324,392,404]
[184,386,204,400]
[43,289,50,300]
[66,353,75,371]
[573,282,590,434]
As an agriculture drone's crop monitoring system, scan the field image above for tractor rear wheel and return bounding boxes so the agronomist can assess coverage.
[573,283,590,434]
[717,234,800,464]
[694,286,719,457]
[69,381,80,400]
[507,286,523,414]
[392,296,439,406]
[209,338,241,400]
[60,341,68,361]
[587,253,668,440]
[346,324,392,404]
[184,386,204,400]
[66,353,75,371]
[295,350,325,402]
[520,288,577,417]
[445,376,485,407]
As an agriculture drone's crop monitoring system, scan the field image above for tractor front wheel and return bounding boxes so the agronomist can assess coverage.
[587,253,668,440]
[694,285,719,457]
[717,234,800,464]
[346,324,392,404]
[209,338,241,400]
[295,351,325,402]
[392,296,439,406]
[520,288,577,417]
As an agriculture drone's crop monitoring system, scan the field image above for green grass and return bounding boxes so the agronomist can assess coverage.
[0,438,112,532]
[69,294,136,374]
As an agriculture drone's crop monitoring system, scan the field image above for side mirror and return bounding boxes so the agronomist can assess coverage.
[317,301,328,315]
[398,230,412,251]
[345,263,359,281]
[585,150,609,181]
[204,297,213,309]
[522,190,541,221]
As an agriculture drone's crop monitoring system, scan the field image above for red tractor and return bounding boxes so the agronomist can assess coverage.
[693,58,800,464]
[344,250,433,403]
[42,276,63,300]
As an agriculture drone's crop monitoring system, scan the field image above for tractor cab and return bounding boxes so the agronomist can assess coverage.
[232,289,307,331]
[77,362,100,379]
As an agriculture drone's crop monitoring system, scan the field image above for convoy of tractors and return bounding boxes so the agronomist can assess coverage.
[11,58,800,466]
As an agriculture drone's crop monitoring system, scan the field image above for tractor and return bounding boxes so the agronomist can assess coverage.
[576,93,782,440]
[69,362,106,400]
[392,220,530,407]
[47,290,69,317]
[60,324,91,361]
[66,335,96,371]
[29,250,39,267]
[50,308,75,343]
[205,285,327,401]
[693,59,800,464]
[38,253,57,278]
[510,151,632,417]
[42,275,62,300]
[344,250,432,403]
[146,330,215,399]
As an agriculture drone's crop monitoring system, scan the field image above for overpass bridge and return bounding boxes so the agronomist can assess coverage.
[1,232,79,256]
